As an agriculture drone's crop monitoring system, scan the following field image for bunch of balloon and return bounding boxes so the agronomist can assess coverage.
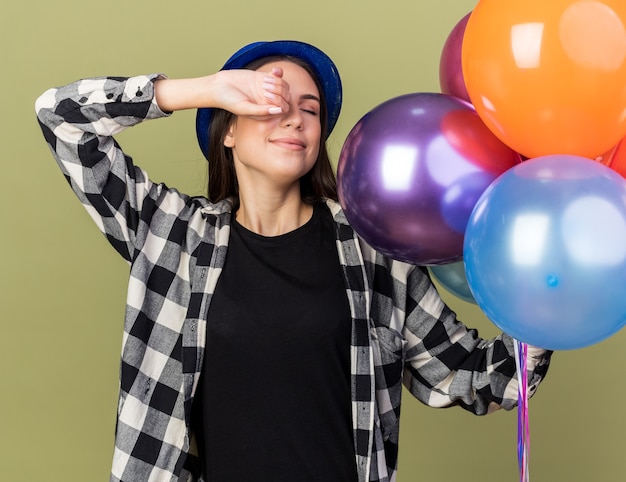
[461,0,626,160]
[336,92,521,266]
[463,155,626,350]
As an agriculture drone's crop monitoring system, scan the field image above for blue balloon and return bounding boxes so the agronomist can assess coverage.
[464,155,626,350]
[429,260,476,304]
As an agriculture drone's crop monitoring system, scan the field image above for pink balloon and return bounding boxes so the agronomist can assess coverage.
[439,12,471,103]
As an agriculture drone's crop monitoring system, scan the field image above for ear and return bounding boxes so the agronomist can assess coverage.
[223,121,235,148]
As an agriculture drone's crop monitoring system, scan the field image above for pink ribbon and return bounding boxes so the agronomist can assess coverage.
[515,340,530,482]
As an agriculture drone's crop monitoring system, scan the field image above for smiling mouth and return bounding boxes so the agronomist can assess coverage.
[270,138,306,150]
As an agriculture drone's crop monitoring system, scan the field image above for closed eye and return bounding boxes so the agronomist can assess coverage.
[299,93,320,117]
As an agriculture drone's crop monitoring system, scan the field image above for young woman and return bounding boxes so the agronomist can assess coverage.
[36,40,552,482]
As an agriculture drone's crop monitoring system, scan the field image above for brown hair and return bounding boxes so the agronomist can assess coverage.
[206,55,338,208]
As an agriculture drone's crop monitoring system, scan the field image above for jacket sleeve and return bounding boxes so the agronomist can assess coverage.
[401,265,552,414]
[35,74,172,263]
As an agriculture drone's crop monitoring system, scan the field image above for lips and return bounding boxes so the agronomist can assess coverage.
[270,137,306,150]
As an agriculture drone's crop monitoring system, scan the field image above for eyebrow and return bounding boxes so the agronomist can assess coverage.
[300,94,321,103]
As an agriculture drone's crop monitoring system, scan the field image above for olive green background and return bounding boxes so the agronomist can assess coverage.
[2,0,625,480]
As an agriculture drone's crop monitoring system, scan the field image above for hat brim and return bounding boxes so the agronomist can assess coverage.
[196,40,342,160]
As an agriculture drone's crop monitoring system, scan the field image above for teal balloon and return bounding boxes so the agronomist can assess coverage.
[429,261,476,304]
[464,155,626,350]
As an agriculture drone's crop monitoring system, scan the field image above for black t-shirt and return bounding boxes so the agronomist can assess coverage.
[196,202,358,481]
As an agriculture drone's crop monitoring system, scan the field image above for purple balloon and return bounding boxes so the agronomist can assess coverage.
[337,92,520,265]
[439,12,471,102]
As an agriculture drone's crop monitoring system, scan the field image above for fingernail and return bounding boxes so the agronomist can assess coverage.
[263,91,276,100]
[269,107,282,114]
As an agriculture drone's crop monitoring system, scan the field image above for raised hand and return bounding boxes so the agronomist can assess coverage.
[154,67,291,116]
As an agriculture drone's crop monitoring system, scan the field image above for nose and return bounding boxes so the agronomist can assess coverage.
[280,104,304,130]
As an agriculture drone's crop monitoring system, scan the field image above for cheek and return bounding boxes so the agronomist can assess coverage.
[231,118,276,142]
[307,122,322,147]
[308,144,321,166]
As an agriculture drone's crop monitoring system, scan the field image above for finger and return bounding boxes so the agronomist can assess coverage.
[269,66,283,78]
[240,101,283,117]
[262,79,290,113]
